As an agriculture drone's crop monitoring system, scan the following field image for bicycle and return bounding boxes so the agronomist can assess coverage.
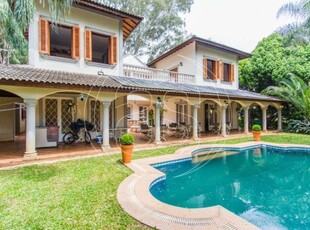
[63,120,93,144]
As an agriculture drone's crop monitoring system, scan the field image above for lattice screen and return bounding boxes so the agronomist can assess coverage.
[90,100,101,131]
[61,99,74,133]
[45,99,58,126]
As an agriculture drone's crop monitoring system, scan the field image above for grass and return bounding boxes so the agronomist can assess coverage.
[0,133,309,229]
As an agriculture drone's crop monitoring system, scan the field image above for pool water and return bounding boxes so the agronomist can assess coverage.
[150,146,310,229]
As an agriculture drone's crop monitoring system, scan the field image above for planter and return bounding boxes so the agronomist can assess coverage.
[252,131,261,141]
[121,145,134,163]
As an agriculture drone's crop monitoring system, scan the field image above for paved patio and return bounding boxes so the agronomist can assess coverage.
[0,130,275,169]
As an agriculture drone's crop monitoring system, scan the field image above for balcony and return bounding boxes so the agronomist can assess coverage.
[123,64,195,84]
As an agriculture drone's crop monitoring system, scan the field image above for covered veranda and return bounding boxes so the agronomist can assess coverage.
[0,65,283,164]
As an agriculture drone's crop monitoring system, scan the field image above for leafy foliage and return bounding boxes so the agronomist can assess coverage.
[263,74,310,121]
[0,0,73,64]
[276,0,310,46]
[120,133,134,145]
[252,124,262,131]
[288,119,310,134]
[96,0,194,62]
[239,34,310,93]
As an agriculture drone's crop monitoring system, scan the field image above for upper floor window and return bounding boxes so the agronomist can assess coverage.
[203,57,235,83]
[222,63,234,83]
[85,29,117,65]
[203,58,217,80]
[39,18,80,59]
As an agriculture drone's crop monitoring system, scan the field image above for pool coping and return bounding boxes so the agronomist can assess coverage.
[117,141,310,229]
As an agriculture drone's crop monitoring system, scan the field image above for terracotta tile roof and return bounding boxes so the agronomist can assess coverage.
[0,65,281,102]
[110,76,282,102]
[0,65,121,89]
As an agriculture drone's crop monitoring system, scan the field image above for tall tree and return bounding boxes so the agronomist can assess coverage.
[239,33,310,92]
[277,0,310,45]
[97,0,193,62]
[0,0,73,64]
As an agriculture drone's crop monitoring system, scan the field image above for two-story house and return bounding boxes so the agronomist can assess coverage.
[124,36,283,138]
[0,1,282,161]
[0,1,142,159]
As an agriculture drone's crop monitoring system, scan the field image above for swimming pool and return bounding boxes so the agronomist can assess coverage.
[150,145,310,229]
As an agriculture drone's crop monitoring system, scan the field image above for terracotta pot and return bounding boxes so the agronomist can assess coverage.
[252,131,261,141]
[121,145,134,163]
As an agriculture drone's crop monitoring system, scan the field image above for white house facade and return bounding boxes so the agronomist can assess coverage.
[0,1,283,161]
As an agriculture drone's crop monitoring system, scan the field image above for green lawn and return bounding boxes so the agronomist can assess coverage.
[0,133,309,229]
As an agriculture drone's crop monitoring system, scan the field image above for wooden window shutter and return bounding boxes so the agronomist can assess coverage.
[219,61,224,80]
[84,29,92,61]
[214,60,220,80]
[71,26,80,59]
[39,18,50,55]
[109,36,117,65]
[230,64,235,82]
[203,57,207,80]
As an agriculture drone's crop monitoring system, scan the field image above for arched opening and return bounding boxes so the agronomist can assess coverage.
[230,101,244,132]
[199,99,221,133]
[266,105,279,130]
[249,103,262,130]
[0,90,24,141]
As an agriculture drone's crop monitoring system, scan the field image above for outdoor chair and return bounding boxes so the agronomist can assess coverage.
[140,123,154,140]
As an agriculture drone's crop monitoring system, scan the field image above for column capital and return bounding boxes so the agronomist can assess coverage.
[262,106,268,111]
[192,104,200,109]
[102,101,111,107]
[277,106,284,111]
[243,105,250,111]
[154,102,163,108]
[23,99,37,105]
[220,105,228,110]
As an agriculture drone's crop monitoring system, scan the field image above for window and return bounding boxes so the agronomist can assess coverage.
[90,100,101,132]
[84,29,117,65]
[222,63,235,82]
[50,24,72,58]
[203,58,218,80]
[139,106,148,123]
[176,104,188,124]
[127,106,132,119]
[223,63,230,82]
[39,18,80,59]
[207,60,216,79]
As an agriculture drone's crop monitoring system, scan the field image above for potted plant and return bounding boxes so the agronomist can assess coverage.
[120,133,135,163]
[252,124,262,141]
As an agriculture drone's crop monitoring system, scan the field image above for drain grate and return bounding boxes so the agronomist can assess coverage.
[221,222,239,230]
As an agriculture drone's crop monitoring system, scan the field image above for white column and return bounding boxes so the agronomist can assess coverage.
[277,106,283,132]
[23,99,37,160]
[155,102,161,145]
[221,105,227,137]
[262,107,267,132]
[192,104,199,140]
[102,101,111,149]
[243,106,249,134]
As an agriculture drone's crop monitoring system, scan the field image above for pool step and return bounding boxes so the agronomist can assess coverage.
[192,150,239,163]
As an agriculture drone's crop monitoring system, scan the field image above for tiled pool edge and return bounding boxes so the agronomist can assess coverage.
[117,141,310,230]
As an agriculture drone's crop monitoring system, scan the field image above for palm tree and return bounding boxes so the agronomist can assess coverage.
[0,0,73,64]
[263,74,310,121]
[276,0,310,45]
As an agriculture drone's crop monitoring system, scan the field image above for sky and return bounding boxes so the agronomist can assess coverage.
[184,0,293,53]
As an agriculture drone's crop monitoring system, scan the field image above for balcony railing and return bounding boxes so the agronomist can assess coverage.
[123,64,195,84]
